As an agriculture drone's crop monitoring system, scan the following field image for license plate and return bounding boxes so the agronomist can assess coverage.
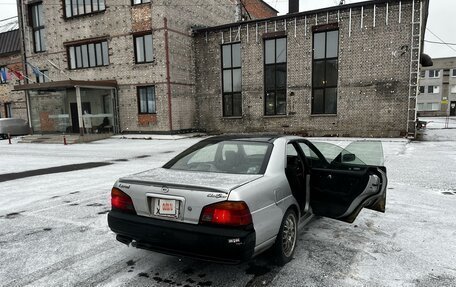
[154,199,179,217]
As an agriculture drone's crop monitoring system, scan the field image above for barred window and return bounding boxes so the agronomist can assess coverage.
[65,0,106,18]
[68,40,109,69]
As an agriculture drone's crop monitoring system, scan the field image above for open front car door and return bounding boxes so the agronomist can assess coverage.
[297,140,387,223]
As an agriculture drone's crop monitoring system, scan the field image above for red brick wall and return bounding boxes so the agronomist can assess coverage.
[138,114,157,126]
[243,0,278,19]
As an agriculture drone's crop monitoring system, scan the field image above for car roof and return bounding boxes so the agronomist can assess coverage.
[201,134,299,143]
[205,134,280,143]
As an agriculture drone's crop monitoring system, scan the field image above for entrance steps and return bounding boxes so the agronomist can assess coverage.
[18,133,113,144]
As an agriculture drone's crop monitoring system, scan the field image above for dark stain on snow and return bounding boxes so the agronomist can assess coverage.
[152,276,163,283]
[97,210,109,215]
[63,200,71,203]
[69,203,79,206]
[69,191,80,194]
[43,228,52,231]
[3,211,24,219]
[0,162,113,183]
[442,192,454,195]
[51,195,60,199]
[161,151,175,154]
[186,278,196,283]
[183,268,194,275]
[135,155,150,159]
[126,260,135,266]
[86,203,103,207]
[138,272,149,278]
[245,263,271,277]
[114,159,129,162]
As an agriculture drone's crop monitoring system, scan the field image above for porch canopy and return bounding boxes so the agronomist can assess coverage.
[15,80,118,136]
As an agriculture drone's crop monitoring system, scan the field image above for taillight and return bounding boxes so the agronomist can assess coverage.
[111,187,136,214]
[199,201,252,228]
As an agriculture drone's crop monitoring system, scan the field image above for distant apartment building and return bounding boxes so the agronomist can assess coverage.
[418,57,456,117]
[0,29,27,119]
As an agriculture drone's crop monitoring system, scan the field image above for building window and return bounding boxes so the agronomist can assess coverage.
[419,86,425,93]
[420,70,426,78]
[68,40,109,69]
[64,0,106,18]
[132,0,150,4]
[29,2,46,52]
[451,85,456,94]
[264,37,287,116]
[419,102,440,111]
[36,69,49,83]
[428,85,440,94]
[312,30,338,115]
[428,70,440,78]
[4,103,13,118]
[137,86,156,114]
[452,69,456,77]
[134,34,154,64]
[222,43,242,117]
[0,66,7,84]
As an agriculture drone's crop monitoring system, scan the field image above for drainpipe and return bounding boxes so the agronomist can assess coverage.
[17,0,32,131]
[164,17,173,132]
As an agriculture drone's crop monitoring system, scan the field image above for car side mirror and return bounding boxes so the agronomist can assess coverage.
[342,153,356,162]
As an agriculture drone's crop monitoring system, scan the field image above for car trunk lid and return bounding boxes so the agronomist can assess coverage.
[116,168,262,224]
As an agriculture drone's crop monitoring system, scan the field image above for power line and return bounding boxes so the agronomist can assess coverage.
[426,28,456,54]
[0,16,17,22]
[425,40,456,46]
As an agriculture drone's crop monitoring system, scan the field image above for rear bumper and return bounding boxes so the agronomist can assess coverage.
[108,211,256,264]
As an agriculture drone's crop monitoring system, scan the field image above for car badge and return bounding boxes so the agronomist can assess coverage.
[161,186,169,193]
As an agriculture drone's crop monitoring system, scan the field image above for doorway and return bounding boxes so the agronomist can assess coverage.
[70,102,91,133]
[450,101,456,116]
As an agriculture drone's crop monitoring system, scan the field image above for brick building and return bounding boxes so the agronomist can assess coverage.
[14,0,428,138]
[0,29,27,120]
[418,57,456,117]
[14,0,277,135]
[194,0,429,137]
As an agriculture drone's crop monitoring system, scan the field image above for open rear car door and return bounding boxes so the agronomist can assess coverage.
[296,140,387,223]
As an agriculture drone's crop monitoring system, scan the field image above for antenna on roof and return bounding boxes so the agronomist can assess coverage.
[339,0,345,5]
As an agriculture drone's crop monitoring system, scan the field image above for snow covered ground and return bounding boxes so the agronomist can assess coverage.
[0,121,455,287]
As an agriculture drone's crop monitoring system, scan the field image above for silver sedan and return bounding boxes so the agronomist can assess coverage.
[108,135,387,265]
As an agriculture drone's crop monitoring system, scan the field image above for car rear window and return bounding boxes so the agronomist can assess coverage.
[164,140,272,174]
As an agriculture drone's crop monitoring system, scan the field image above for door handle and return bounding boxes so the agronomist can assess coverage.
[327,174,332,180]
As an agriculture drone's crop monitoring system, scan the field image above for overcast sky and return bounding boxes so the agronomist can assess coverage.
[0,0,454,58]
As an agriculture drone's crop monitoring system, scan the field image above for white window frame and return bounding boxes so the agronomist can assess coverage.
[428,70,440,78]
[428,85,440,94]
[451,85,456,94]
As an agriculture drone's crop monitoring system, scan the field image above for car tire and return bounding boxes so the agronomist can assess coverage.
[273,208,298,266]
